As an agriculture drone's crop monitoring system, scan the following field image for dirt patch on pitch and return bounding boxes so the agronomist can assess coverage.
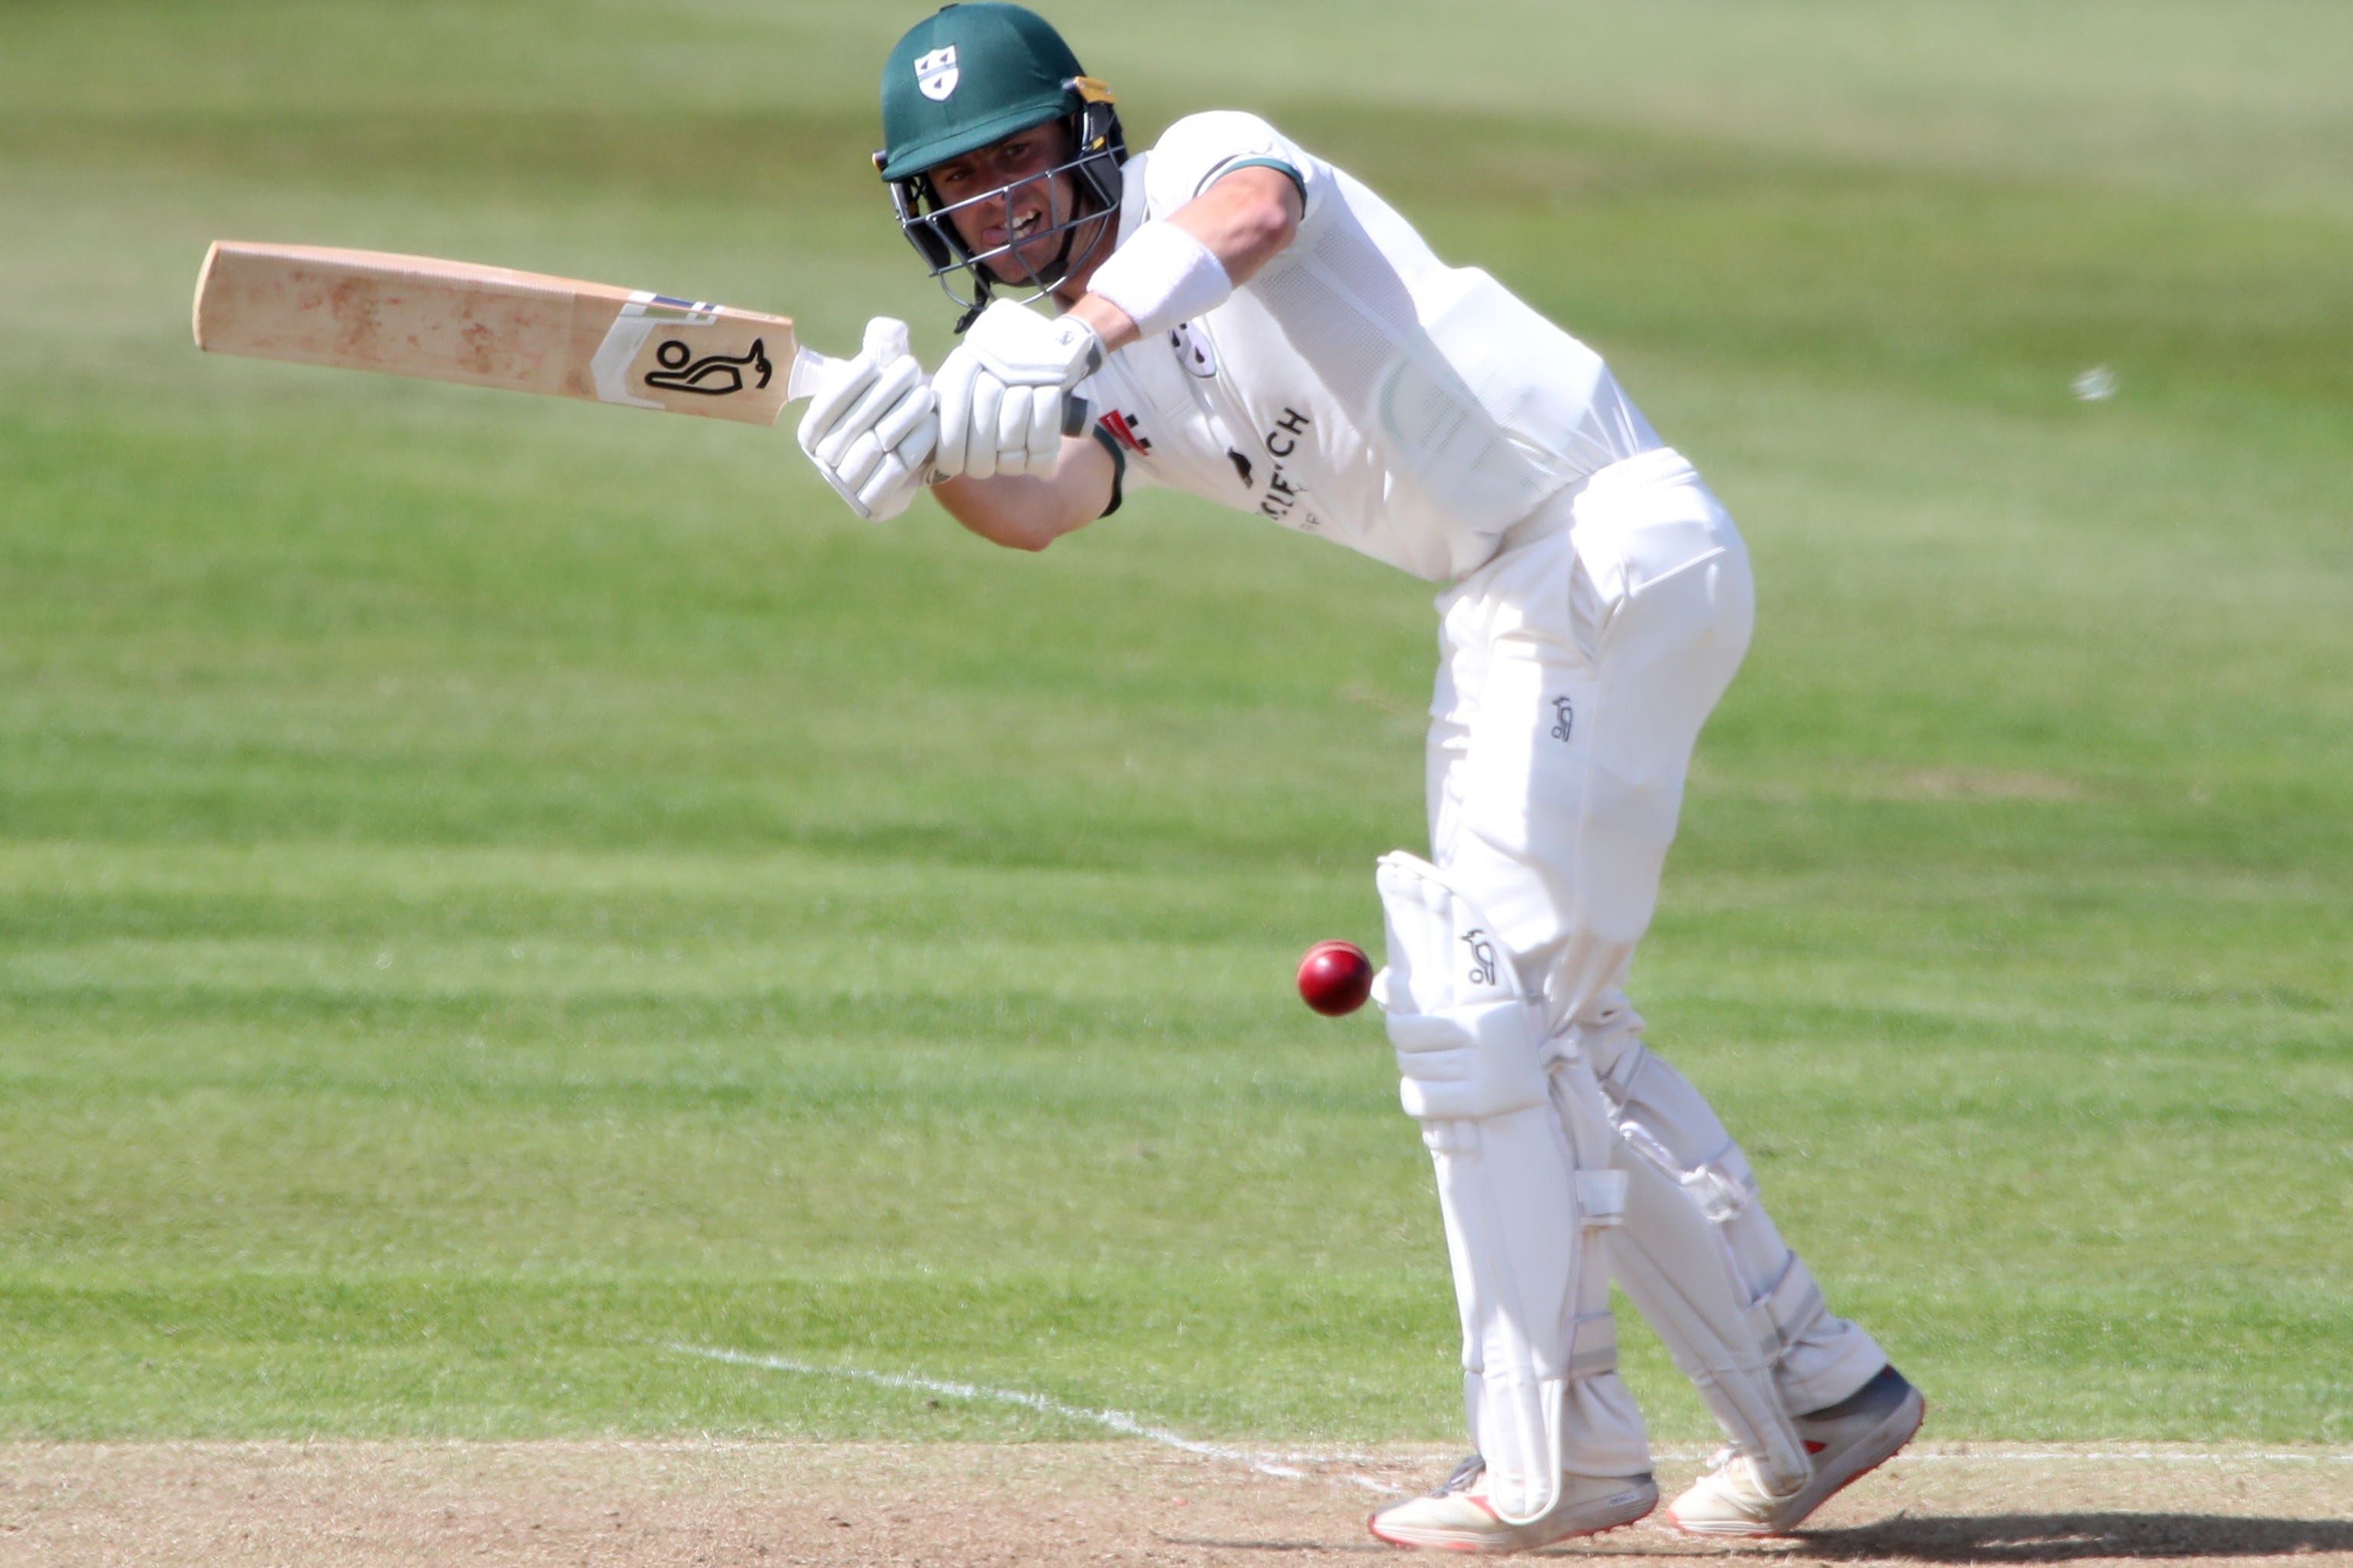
[2,1441,2348,1566]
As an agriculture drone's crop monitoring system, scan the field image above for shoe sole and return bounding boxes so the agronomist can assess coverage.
[1369,1491,1658,1553]
[1667,1389,1926,1539]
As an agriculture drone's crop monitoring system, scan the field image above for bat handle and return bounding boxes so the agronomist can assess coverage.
[785,344,844,403]
[1061,396,1092,438]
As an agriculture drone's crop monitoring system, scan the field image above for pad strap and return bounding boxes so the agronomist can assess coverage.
[1565,1311,1619,1379]
[1575,1169,1628,1229]
[1751,1254,1830,1357]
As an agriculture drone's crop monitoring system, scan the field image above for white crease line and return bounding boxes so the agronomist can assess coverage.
[676,1347,2353,1476]
[672,1345,1306,1478]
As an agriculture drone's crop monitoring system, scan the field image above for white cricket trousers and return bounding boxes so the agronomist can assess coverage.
[1429,448,1886,1442]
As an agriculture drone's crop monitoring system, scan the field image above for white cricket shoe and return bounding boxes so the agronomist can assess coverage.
[1368,1456,1657,1553]
[1666,1363,1925,1537]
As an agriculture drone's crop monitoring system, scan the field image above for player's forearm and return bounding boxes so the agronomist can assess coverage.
[1064,294,1142,357]
[929,434,1114,551]
[1170,166,1302,284]
[931,474,1071,551]
[1062,167,1302,353]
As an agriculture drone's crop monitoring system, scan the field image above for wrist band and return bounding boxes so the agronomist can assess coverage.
[1087,220,1234,340]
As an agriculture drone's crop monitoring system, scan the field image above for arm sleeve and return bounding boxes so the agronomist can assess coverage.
[1142,111,1324,224]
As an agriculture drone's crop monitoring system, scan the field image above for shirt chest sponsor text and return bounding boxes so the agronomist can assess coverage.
[1252,406,1316,528]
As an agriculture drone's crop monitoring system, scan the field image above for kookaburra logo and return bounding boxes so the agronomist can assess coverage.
[914,45,959,100]
[1551,696,1575,743]
[1462,929,1499,988]
[643,337,772,396]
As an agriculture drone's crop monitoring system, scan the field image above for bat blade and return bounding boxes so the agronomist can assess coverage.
[193,242,801,426]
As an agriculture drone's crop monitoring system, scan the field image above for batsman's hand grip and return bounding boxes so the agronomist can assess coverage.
[788,341,1091,436]
[789,338,1092,481]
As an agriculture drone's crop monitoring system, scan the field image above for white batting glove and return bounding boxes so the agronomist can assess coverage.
[795,317,937,521]
[933,299,1103,482]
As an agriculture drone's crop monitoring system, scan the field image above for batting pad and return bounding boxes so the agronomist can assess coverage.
[1376,851,1646,1520]
[1609,1139,1811,1491]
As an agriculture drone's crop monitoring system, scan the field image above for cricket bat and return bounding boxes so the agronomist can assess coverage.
[192,241,1087,434]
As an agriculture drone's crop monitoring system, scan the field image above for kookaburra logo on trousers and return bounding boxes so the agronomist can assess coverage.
[1461,929,1499,987]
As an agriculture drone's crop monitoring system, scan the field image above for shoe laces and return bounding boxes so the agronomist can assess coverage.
[1698,1445,1802,1500]
[1433,1455,1486,1497]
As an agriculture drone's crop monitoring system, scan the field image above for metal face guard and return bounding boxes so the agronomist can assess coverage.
[887,121,1123,327]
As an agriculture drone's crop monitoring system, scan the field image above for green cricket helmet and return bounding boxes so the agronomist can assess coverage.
[876,4,1126,327]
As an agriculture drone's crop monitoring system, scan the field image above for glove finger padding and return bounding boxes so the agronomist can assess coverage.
[816,352,923,468]
[993,386,1033,477]
[1025,387,1063,473]
[796,353,880,459]
[870,380,936,456]
[831,429,885,491]
[931,350,978,482]
[964,374,1005,482]
[795,317,938,522]
[855,450,920,520]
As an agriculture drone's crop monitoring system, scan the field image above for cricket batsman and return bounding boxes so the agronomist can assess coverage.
[798,4,1925,1549]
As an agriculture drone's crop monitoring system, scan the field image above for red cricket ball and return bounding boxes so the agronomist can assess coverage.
[1297,939,1375,1017]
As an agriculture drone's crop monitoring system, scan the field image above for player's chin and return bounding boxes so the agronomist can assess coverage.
[982,238,1064,288]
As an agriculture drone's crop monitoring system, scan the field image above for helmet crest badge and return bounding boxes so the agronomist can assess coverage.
[914,46,960,101]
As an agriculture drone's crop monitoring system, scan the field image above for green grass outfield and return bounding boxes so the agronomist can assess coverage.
[3,1,2348,1446]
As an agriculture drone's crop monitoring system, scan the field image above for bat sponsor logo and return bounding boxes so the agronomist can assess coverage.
[643,337,772,397]
[914,45,960,101]
[1551,696,1574,742]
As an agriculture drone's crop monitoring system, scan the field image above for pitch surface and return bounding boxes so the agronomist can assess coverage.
[8,1443,2352,1565]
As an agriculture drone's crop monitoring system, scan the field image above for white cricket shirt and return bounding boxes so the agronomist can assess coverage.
[1075,112,1662,583]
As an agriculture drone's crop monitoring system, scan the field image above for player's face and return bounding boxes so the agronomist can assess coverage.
[926,122,1088,285]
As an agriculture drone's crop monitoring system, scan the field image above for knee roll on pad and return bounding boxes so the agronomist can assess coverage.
[1590,1029,1761,1227]
[1389,1002,1549,1120]
[1567,1027,1810,1488]
[1618,1120,1756,1224]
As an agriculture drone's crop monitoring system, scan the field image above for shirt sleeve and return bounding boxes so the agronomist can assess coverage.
[1140,111,1324,224]
[1086,420,1127,518]
[1072,360,1160,518]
